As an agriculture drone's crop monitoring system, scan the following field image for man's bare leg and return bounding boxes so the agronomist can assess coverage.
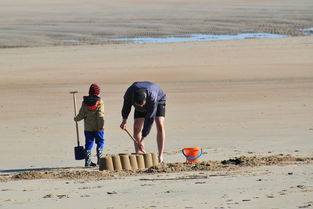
[133,118,145,153]
[155,116,165,163]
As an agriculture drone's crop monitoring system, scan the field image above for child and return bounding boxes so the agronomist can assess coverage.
[74,83,105,167]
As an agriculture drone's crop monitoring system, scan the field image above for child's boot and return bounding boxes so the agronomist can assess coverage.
[97,148,103,165]
[85,149,96,167]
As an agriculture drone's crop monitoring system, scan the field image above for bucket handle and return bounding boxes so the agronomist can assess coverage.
[182,148,203,160]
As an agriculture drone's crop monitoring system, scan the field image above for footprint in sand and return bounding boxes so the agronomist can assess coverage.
[43,194,54,199]
[195,181,206,184]
[4,199,14,202]
[56,194,69,199]
[43,194,69,199]
[298,202,313,208]
[141,184,153,186]
[80,195,91,198]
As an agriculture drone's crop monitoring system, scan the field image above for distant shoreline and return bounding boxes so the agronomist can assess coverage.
[1,0,313,48]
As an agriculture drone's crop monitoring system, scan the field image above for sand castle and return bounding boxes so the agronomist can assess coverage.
[99,152,159,171]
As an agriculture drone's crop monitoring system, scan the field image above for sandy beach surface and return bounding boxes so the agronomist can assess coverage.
[1,0,313,208]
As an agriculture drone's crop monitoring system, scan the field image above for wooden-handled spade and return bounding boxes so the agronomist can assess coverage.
[124,128,146,154]
[70,90,85,160]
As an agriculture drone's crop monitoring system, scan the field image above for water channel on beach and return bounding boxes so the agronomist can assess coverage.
[63,28,313,44]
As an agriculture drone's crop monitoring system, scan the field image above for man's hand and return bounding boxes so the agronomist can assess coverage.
[138,137,145,153]
[120,119,127,130]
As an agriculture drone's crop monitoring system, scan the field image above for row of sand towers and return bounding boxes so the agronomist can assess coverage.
[99,152,159,171]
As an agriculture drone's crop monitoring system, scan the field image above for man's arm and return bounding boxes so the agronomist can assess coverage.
[121,86,133,119]
[121,99,132,120]
[120,86,133,129]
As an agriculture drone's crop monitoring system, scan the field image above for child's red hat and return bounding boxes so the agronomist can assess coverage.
[89,83,100,96]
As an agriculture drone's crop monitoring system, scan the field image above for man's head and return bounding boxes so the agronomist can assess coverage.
[134,88,147,107]
[89,83,100,96]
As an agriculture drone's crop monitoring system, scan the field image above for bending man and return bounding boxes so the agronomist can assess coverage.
[120,81,166,163]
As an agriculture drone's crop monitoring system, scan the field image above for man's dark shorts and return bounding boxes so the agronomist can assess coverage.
[134,104,166,118]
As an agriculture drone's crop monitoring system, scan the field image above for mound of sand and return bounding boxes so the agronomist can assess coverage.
[1,155,312,182]
[146,155,313,174]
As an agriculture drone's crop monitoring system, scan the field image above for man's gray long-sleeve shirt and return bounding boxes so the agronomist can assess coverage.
[122,81,166,137]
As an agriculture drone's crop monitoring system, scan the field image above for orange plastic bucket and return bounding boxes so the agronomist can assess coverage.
[182,147,202,162]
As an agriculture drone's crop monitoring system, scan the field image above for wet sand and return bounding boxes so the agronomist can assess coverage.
[1,0,313,208]
[1,0,313,47]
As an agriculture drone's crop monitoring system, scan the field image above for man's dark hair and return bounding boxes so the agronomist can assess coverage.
[134,88,147,105]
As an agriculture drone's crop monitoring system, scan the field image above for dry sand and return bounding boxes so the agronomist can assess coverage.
[1,0,313,208]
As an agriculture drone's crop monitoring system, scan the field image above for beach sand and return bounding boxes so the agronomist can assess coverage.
[1,0,313,208]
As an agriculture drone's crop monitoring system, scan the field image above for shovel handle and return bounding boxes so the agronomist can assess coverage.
[124,128,146,154]
[124,128,138,144]
[70,91,80,146]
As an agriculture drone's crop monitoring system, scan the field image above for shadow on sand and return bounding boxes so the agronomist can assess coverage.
[0,166,85,174]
